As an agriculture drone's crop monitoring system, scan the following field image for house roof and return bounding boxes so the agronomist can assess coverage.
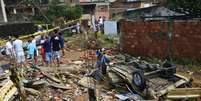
[125,6,185,17]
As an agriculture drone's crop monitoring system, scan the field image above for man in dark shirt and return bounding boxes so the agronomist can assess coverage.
[43,36,52,67]
[51,32,61,67]
[58,32,65,57]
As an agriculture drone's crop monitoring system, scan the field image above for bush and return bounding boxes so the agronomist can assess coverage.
[32,4,82,25]
[46,5,82,24]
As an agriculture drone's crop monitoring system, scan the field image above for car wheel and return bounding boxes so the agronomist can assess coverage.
[132,70,146,91]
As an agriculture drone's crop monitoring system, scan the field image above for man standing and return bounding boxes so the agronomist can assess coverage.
[43,36,52,67]
[51,31,61,67]
[58,32,65,57]
[5,36,15,64]
[31,35,38,64]
[27,40,37,65]
[13,35,26,68]
[92,15,97,32]
[98,16,103,32]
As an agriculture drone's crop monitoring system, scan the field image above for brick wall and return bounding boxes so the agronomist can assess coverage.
[120,20,201,60]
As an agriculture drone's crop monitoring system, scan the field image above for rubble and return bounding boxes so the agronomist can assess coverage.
[0,34,201,101]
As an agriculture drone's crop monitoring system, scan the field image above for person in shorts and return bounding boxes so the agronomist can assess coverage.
[40,35,46,65]
[58,32,65,57]
[27,40,37,65]
[43,36,52,67]
[5,36,15,64]
[51,31,61,67]
[13,35,26,68]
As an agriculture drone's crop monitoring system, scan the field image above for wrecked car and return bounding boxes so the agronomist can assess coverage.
[109,54,195,100]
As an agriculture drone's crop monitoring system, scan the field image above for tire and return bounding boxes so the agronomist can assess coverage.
[132,70,146,91]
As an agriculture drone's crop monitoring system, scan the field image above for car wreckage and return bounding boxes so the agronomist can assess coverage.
[108,54,200,100]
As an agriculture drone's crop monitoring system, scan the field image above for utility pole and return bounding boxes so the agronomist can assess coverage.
[1,0,8,22]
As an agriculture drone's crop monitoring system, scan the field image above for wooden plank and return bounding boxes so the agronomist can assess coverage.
[0,80,17,101]
[24,87,41,96]
[49,83,72,90]
[167,94,200,99]
[43,73,61,83]
[167,88,201,99]
[0,80,14,97]
[35,67,61,83]
[3,87,17,101]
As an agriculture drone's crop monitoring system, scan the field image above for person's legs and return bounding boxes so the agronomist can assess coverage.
[34,54,38,65]
[16,54,21,67]
[60,42,65,57]
[46,52,52,67]
[29,54,34,65]
[61,48,65,57]
[48,52,52,67]
[54,51,60,67]
[21,55,27,68]
[41,48,46,65]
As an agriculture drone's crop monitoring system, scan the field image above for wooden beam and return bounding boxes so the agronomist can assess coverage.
[167,88,201,99]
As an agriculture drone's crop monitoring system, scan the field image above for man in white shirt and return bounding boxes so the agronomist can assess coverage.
[13,35,26,68]
[5,36,15,64]
[92,15,97,32]
[98,16,104,32]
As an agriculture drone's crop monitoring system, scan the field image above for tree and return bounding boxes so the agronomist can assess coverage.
[168,0,201,17]
[23,0,82,24]
[46,5,82,24]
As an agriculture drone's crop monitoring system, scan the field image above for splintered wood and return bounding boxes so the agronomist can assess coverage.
[167,88,201,99]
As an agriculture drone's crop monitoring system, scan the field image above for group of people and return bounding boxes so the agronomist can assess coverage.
[91,15,106,33]
[5,29,65,68]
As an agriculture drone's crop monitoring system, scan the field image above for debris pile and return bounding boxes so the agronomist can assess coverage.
[0,50,201,101]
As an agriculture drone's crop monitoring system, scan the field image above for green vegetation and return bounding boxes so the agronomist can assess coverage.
[168,0,201,17]
[144,57,201,69]
[33,5,82,25]
[46,5,82,22]
[25,0,83,25]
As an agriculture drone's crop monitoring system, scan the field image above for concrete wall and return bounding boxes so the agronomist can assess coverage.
[120,20,201,60]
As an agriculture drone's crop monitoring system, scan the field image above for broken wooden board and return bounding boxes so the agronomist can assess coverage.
[24,87,41,96]
[167,88,201,99]
[59,72,81,80]
[43,73,61,83]
[78,77,96,89]
[35,67,61,83]
[32,79,47,86]
[49,83,72,90]
[0,72,11,80]
[0,79,17,101]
